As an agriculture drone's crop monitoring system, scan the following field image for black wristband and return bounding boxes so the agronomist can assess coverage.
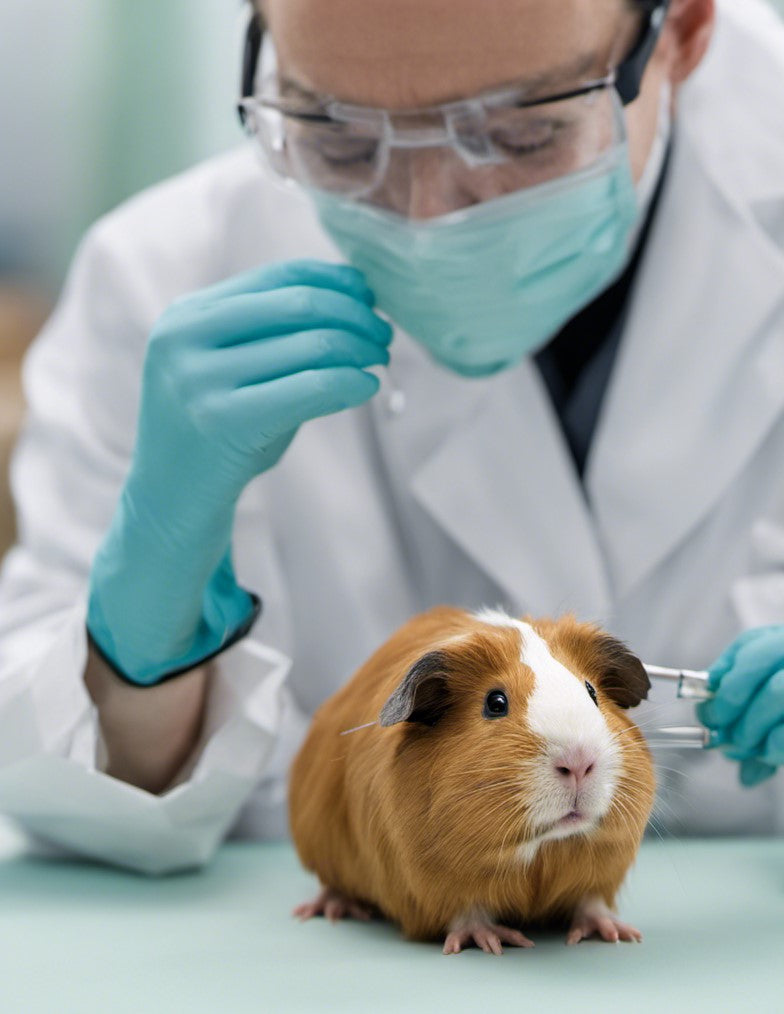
[86,591,263,689]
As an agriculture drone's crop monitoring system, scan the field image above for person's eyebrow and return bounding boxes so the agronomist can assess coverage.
[278,50,605,108]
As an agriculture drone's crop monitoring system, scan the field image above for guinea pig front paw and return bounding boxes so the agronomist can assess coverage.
[292,885,377,924]
[443,921,535,956]
[566,896,642,945]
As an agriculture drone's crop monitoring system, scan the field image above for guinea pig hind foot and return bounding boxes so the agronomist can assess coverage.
[565,896,642,945]
[292,885,377,924]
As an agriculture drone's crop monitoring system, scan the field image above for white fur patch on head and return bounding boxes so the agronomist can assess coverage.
[471,605,621,851]
[471,606,606,745]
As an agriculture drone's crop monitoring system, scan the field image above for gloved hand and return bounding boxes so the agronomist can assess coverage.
[698,626,784,788]
[87,259,392,685]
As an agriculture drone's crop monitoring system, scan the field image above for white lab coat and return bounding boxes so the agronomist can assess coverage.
[0,0,783,874]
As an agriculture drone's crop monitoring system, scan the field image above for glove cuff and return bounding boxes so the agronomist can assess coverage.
[87,589,262,688]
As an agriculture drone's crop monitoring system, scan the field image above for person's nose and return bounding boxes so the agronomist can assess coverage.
[552,745,598,793]
[406,149,467,219]
[382,147,475,220]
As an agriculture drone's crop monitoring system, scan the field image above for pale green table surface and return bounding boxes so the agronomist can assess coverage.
[0,818,781,1014]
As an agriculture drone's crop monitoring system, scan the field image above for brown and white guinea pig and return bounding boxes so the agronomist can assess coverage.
[288,604,655,954]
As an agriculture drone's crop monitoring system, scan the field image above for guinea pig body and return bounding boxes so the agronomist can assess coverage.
[288,605,656,952]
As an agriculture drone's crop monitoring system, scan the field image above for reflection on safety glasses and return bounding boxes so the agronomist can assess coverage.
[241,73,620,201]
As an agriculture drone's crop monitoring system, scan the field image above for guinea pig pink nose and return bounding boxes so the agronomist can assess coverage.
[553,746,597,788]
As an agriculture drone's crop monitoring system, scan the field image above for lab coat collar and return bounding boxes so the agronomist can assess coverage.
[374,110,784,619]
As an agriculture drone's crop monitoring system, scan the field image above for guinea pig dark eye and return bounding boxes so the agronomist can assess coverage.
[585,680,599,707]
[483,689,508,719]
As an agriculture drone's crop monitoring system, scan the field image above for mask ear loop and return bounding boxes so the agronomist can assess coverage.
[627,78,672,251]
[635,78,672,211]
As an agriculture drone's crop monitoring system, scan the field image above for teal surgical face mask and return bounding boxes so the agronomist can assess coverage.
[311,87,668,378]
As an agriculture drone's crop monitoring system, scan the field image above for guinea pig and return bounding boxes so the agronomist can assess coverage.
[288,604,655,954]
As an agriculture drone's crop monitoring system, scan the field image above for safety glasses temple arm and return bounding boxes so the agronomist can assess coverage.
[615,0,672,104]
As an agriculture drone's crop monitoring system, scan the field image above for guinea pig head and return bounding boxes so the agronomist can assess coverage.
[377,607,654,863]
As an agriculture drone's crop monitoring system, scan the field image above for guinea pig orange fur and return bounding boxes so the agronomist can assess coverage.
[288,604,656,953]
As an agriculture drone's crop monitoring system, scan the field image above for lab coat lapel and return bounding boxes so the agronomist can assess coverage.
[376,333,613,622]
[586,125,784,602]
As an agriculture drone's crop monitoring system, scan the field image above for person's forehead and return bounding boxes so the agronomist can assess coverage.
[261,0,636,108]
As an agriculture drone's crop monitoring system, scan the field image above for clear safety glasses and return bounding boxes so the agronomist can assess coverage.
[239,70,625,201]
[236,2,670,205]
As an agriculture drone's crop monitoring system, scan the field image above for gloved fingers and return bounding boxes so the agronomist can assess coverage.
[722,720,784,766]
[179,287,393,351]
[225,366,380,445]
[706,627,767,689]
[739,757,777,788]
[760,723,784,767]
[698,628,784,728]
[762,726,784,762]
[184,259,375,307]
[727,668,784,754]
[207,330,390,391]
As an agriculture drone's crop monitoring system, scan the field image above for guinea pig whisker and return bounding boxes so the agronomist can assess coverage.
[494,802,536,878]
[650,774,691,800]
[604,721,653,746]
[651,787,690,811]
[621,771,689,809]
[607,722,653,739]
[640,808,672,847]
[432,789,526,836]
[613,777,655,820]
[605,728,634,745]
[650,763,691,776]
[608,718,672,741]
[446,779,525,806]
[631,807,689,894]
[639,801,671,840]
[653,786,692,809]
[647,767,697,802]
[650,799,683,826]
[623,715,679,733]
[636,698,690,712]
[491,803,528,863]
[610,792,635,825]
[457,765,529,777]
[610,794,646,844]
[620,708,682,728]
[623,706,693,729]
[458,758,535,772]
[635,700,687,713]
[446,799,529,880]
[338,720,378,735]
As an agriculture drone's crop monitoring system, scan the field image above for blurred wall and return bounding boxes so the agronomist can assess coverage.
[0,0,246,297]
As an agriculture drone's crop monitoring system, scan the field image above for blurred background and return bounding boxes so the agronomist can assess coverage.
[0,0,246,559]
[1,0,784,561]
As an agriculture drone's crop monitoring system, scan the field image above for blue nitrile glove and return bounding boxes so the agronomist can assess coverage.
[87,259,391,685]
[697,626,784,788]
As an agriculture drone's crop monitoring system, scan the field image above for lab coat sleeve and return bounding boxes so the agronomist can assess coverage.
[0,216,294,875]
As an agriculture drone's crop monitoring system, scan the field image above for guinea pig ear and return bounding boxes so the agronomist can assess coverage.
[593,633,651,709]
[378,650,451,728]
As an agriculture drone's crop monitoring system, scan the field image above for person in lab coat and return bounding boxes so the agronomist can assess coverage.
[0,0,783,875]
